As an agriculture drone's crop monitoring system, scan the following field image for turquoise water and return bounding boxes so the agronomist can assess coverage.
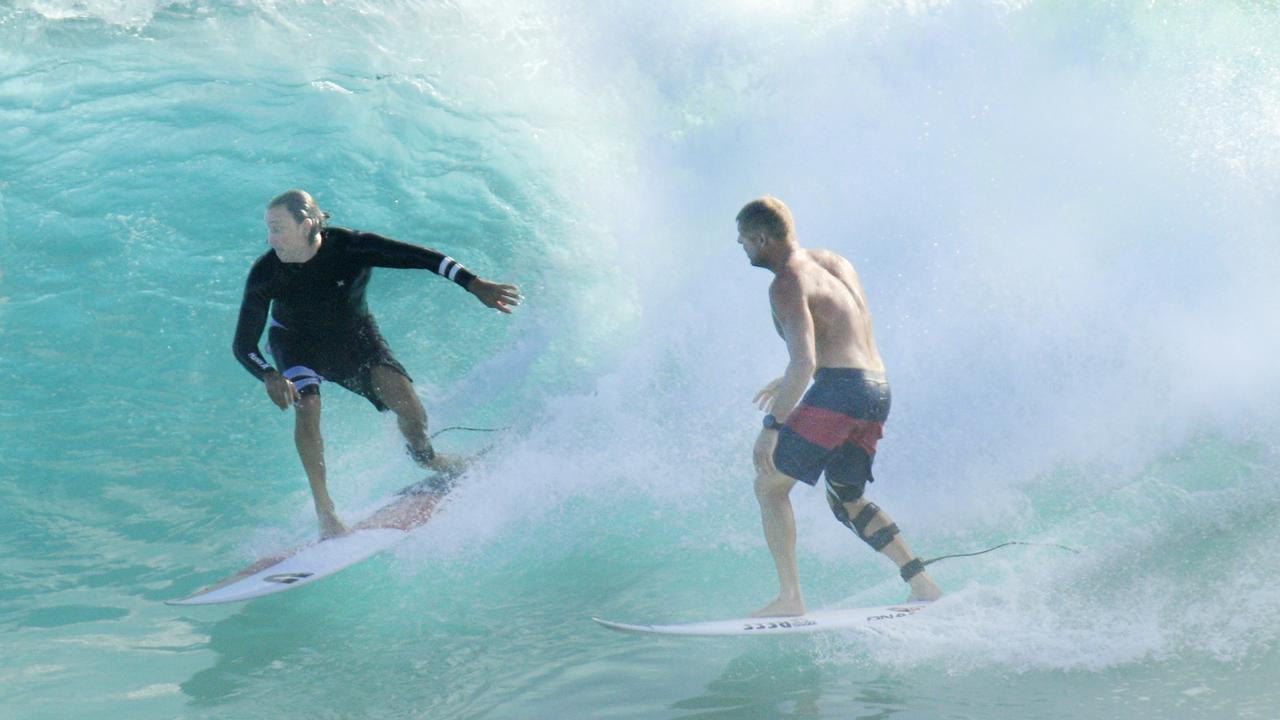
[4,1,1280,718]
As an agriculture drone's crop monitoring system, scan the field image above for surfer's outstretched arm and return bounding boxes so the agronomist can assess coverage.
[346,230,522,312]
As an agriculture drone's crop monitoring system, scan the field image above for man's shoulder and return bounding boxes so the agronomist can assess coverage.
[772,250,856,298]
[326,226,390,256]
[807,247,853,269]
[243,251,281,297]
[322,225,360,247]
[806,249,860,284]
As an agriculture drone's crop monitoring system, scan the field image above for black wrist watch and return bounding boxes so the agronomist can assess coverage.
[762,414,782,430]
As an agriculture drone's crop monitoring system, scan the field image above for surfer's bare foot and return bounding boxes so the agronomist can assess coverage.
[318,512,349,540]
[906,574,942,602]
[751,595,806,618]
[427,452,469,479]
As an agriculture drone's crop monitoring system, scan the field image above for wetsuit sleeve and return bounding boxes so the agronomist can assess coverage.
[347,230,478,289]
[232,260,277,382]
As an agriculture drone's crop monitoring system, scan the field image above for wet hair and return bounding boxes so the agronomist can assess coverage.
[735,196,795,242]
[268,189,331,242]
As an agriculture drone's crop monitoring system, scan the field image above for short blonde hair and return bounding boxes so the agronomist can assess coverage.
[735,197,795,241]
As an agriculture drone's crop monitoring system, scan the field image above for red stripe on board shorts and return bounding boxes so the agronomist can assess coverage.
[787,405,884,455]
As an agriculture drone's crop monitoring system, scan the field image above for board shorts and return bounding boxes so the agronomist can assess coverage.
[267,318,411,412]
[772,368,891,498]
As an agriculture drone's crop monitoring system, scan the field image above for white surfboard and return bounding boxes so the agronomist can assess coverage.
[593,601,930,636]
[167,481,445,606]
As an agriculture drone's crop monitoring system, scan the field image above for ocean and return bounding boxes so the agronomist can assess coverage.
[3,1,1279,718]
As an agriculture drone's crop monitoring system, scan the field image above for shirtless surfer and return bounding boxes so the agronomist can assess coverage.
[737,196,942,617]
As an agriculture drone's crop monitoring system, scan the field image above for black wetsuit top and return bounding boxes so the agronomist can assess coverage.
[233,226,476,381]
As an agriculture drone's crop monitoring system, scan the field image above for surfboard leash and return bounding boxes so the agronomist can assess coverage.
[922,541,1080,567]
[429,425,510,439]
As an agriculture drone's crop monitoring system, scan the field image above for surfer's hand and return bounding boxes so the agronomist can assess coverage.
[264,371,300,410]
[469,278,522,314]
[753,377,784,411]
[753,428,779,474]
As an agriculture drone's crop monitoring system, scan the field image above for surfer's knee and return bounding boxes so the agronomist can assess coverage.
[294,394,322,429]
[295,392,320,411]
[754,469,792,501]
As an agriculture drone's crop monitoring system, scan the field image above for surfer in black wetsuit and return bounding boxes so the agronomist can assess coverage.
[233,189,521,539]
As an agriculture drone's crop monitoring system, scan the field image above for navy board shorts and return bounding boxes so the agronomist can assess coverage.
[267,318,411,412]
[773,368,891,499]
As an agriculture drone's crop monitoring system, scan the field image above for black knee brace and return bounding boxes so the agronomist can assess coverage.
[827,491,900,552]
[852,502,900,551]
[828,490,927,584]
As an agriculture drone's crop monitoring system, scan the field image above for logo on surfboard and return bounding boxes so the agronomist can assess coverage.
[867,605,927,622]
[741,618,818,632]
[264,572,314,584]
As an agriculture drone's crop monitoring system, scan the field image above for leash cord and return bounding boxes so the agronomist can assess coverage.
[923,541,1079,567]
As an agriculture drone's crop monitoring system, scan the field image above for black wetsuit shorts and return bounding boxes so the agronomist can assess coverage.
[267,319,410,412]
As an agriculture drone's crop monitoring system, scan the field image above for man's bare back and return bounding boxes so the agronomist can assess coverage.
[771,249,885,373]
